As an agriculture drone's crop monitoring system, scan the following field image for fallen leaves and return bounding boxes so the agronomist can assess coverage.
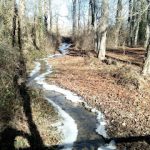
[47,55,150,149]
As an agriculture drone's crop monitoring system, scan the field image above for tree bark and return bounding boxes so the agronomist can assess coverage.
[145,23,150,48]
[72,0,77,39]
[96,0,109,60]
[133,0,141,46]
[143,42,150,75]
[49,0,52,33]
[78,0,81,33]
[89,0,96,27]
[44,0,48,33]
[18,0,26,50]
[144,0,150,48]
[114,0,123,48]
[143,0,150,75]
[128,0,134,47]
[12,0,17,47]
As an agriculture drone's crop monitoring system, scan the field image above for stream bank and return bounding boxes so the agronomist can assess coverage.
[29,43,116,150]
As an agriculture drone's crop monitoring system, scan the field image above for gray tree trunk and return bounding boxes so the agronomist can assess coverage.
[72,0,77,39]
[78,0,81,33]
[18,0,26,50]
[133,0,141,46]
[49,0,52,33]
[44,0,48,33]
[96,0,109,60]
[145,23,150,48]
[143,0,150,75]
[114,0,123,48]
[12,0,17,47]
[128,0,135,47]
[145,1,150,49]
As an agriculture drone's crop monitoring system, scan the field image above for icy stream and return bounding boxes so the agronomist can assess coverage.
[28,43,116,150]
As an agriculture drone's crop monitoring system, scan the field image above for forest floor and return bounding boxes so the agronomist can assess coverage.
[47,47,150,150]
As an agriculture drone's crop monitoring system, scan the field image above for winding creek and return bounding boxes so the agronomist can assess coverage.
[28,43,116,150]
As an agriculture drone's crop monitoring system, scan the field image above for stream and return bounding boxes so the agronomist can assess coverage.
[28,43,116,150]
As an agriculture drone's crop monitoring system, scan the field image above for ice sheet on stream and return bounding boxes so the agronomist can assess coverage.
[46,97,78,150]
[29,62,41,77]
[58,43,72,54]
[29,44,116,150]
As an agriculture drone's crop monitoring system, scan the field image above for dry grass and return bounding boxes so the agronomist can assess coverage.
[8,89,61,149]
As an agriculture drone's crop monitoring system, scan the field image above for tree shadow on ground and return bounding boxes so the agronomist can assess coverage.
[1,52,150,150]
[0,56,44,149]
[106,135,150,144]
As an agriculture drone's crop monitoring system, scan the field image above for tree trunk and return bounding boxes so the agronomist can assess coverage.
[96,0,109,60]
[143,0,150,75]
[72,0,77,40]
[145,20,150,48]
[12,0,17,47]
[44,0,48,33]
[18,0,26,50]
[133,0,141,46]
[98,31,107,60]
[134,21,140,46]
[144,1,150,48]
[89,0,96,27]
[128,0,135,47]
[49,0,52,33]
[143,42,150,75]
[114,0,123,48]
[78,0,81,33]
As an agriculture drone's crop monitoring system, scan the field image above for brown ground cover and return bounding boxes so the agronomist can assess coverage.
[107,47,145,67]
[47,48,150,149]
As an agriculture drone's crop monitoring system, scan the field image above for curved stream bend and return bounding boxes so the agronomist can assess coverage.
[29,43,116,150]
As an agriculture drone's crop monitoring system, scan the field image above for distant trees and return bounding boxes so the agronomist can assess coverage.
[1,0,150,75]
[0,0,14,42]
[11,0,54,51]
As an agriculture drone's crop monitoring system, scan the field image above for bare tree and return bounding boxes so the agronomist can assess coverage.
[133,0,142,46]
[96,0,109,60]
[114,0,123,48]
[12,0,17,47]
[89,0,96,27]
[128,0,134,47]
[44,0,48,32]
[72,0,77,39]
[145,0,150,48]
[143,0,150,75]
[49,0,52,33]
[18,0,26,50]
[78,0,81,33]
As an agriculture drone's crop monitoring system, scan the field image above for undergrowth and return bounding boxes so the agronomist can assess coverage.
[0,42,61,149]
[98,60,147,90]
